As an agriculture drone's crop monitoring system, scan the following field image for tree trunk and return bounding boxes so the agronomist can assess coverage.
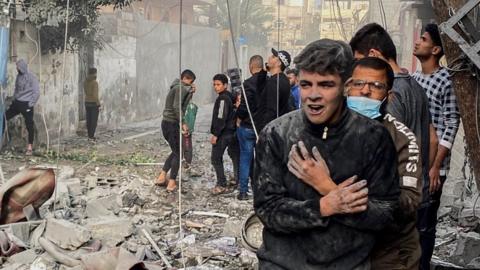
[432,0,480,189]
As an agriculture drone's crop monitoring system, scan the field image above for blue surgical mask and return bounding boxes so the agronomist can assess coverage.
[347,96,384,119]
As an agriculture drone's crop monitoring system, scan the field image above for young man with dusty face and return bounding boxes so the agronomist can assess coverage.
[253,39,400,270]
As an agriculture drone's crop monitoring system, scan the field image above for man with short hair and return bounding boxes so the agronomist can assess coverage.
[413,23,460,270]
[236,55,267,200]
[5,59,40,155]
[286,67,301,109]
[256,49,292,132]
[288,57,423,269]
[156,69,196,192]
[253,39,400,269]
[350,23,436,216]
[210,74,239,195]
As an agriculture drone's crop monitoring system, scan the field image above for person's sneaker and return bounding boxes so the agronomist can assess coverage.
[237,192,249,201]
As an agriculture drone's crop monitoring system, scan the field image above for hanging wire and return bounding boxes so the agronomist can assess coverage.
[276,0,280,118]
[177,0,186,268]
[334,0,348,40]
[53,0,70,213]
[378,0,388,30]
[225,0,259,138]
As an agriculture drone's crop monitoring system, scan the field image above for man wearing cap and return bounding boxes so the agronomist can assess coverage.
[256,48,292,132]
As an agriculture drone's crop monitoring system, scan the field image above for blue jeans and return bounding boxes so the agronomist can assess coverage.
[237,126,256,193]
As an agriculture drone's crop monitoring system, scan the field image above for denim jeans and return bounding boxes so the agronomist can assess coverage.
[237,126,256,193]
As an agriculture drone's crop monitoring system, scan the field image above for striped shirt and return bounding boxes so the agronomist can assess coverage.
[413,67,460,176]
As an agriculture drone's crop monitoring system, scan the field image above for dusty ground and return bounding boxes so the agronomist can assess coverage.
[0,104,477,269]
[0,105,258,269]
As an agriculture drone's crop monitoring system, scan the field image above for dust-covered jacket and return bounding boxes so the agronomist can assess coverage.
[163,79,193,123]
[253,106,400,270]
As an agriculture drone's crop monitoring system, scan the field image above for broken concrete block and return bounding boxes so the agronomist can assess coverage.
[85,195,118,218]
[86,217,133,247]
[7,249,37,264]
[86,175,97,189]
[66,178,83,196]
[453,232,480,265]
[58,166,75,182]
[44,219,91,250]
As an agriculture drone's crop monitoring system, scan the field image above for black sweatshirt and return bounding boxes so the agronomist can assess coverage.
[237,70,267,130]
[253,105,400,270]
[210,90,236,137]
[256,72,291,132]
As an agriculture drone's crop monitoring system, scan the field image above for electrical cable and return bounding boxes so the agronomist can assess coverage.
[225,0,259,138]
[177,0,186,268]
[276,0,280,118]
[53,0,70,213]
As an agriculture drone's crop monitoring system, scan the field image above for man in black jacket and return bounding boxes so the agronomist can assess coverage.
[256,49,292,132]
[236,55,267,200]
[253,39,400,270]
[211,74,239,195]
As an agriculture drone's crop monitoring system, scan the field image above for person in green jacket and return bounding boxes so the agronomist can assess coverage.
[156,70,196,192]
[84,67,100,142]
[183,101,198,170]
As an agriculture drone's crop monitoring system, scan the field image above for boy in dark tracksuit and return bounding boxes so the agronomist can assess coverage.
[210,74,239,195]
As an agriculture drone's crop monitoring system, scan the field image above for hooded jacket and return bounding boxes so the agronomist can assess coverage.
[253,105,400,270]
[163,79,193,123]
[84,74,100,106]
[14,59,40,108]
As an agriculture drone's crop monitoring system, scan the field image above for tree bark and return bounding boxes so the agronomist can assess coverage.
[432,0,480,189]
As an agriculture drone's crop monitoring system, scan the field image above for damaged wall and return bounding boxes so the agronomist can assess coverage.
[96,11,222,129]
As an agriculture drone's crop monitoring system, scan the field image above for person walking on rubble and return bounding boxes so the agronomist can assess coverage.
[253,39,400,270]
[84,67,101,142]
[5,59,39,155]
[210,74,239,195]
[156,70,196,192]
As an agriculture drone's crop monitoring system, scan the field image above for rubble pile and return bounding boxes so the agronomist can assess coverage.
[431,177,480,269]
[0,125,260,269]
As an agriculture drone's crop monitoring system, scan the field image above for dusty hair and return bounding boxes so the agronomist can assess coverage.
[294,39,353,82]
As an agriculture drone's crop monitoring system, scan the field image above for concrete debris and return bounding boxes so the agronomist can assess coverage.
[86,217,133,247]
[65,178,83,197]
[467,257,480,269]
[222,218,242,238]
[85,195,119,218]
[120,190,145,208]
[7,249,37,264]
[44,219,91,250]
[453,232,480,266]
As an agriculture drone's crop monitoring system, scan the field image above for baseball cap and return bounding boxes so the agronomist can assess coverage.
[271,48,291,70]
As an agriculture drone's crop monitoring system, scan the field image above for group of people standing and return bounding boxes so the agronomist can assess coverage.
[254,22,459,270]
[156,47,300,200]
[156,22,460,270]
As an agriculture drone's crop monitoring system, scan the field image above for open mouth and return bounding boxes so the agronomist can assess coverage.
[307,104,324,115]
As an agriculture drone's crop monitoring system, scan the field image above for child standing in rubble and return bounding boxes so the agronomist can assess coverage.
[182,99,198,172]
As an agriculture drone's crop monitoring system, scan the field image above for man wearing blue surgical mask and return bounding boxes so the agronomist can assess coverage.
[345,57,423,269]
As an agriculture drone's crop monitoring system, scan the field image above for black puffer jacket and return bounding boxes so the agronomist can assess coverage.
[253,104,400,270]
